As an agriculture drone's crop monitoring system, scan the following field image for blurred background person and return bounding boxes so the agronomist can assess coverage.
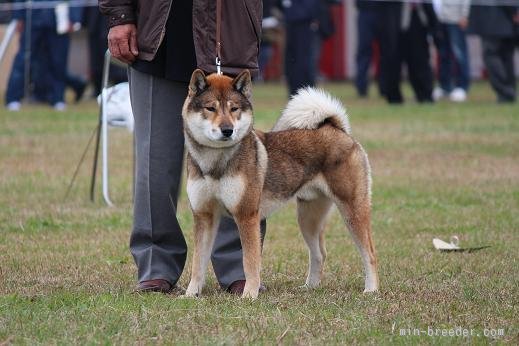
[312,0,336,83]
[469,2,519,103]
[258,0,281,81]
[432,0,471,102]
[281,0,321,96]
[32,26,87,104]
[398,1,436,103]
[354,0,383,98]
[372,0,402,104]
[4,0,82,111]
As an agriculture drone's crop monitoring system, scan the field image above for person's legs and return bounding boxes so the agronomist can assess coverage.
[355,10,376,97]
[128,68,188,285]
[482,37,516,102]
[404,11,433,102]
[499,38,516,101]
[46,29,68,105]
[447,24,470,91]
[5,26,43,104]
[285,20,316,96]
[377,4,403,104]
[436,24,453,93]
[128,67,264,289]
[66,72,87,102]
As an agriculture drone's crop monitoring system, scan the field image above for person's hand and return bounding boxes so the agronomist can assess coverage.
[68,22,82,33]
[513,12,519,24]
[107,24,139,64]
[16,20,24,33]
[458,17,468,30]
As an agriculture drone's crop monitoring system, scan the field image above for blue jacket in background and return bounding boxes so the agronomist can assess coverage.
[12,0,83,28]
[281,0,321,23]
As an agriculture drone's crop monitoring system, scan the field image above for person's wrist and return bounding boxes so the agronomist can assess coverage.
[108,10,136,28]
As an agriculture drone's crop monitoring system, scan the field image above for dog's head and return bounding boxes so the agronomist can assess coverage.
[182,69,253,148]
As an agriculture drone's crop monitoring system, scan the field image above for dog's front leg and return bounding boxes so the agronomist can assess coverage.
[235,213,262,299]
[184,211,219,297]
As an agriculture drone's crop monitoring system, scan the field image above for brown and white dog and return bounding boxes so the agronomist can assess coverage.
[182,69,378,298]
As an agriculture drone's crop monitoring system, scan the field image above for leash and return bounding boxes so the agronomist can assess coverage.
[215,0,222,75]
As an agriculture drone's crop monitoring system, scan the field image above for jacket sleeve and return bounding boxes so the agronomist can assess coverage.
[69,5,84,24]
[98,0,137,28]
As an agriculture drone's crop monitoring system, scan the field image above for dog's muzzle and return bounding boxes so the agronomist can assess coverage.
[220,126,234,139]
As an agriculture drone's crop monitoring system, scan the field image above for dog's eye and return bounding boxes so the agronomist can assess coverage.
[205,107,216,112]
[230,107,239,112]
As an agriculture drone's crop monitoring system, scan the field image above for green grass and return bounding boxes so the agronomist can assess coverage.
[0,81,518,344]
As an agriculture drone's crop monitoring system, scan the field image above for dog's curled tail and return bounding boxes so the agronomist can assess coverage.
[272,87,351,134]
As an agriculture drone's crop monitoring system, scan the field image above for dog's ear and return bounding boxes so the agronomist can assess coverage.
[189,69,207,95]
[232,70,252,99]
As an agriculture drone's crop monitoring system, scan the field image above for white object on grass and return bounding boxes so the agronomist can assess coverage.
[433,235,460,250]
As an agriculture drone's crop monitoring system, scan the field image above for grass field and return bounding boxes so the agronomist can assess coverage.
[0,81,518,344]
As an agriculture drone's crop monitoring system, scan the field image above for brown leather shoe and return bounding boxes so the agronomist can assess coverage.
[135,279,173,293]
[227,280,267,295]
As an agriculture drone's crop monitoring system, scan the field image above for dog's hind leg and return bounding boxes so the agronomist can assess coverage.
[338,202,378,293]
[297,196,333,288]
[184,211,220,297]
[333,187,378,292]
[327,146,378,293]
[234,213,262,299]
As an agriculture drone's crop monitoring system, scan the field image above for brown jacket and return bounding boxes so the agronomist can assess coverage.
[99,0,262,77]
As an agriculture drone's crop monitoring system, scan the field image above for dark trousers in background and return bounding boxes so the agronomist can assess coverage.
[376,4,403,103]
[399,10,434,103]
[5,26,68,105]
[285,19,320,96]
[128,68,266,289]
[355,9,380,97]
[481,37,517,102]
[436,24,470,92]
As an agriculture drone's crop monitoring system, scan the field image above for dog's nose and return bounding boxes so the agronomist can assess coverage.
[221,127,234,138]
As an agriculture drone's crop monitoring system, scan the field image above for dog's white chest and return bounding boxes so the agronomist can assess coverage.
[187,175,245,213]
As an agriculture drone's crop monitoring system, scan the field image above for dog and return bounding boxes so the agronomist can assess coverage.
[181,69,378,298]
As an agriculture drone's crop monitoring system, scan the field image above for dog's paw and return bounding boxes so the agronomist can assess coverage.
[363,287,378,293]
[181,291,200,298]
[301,280,320,289]
[183,286,201,298]
[241,289,259,299]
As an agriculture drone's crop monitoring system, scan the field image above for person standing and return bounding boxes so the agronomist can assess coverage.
[398,2,436,103]
[354,0,383,98]
[372,0,403,103]
[432,0,471,102]
[99,0,266,294]
[281,0,321,96]
[469,2,519,103]
[4,0,82,111]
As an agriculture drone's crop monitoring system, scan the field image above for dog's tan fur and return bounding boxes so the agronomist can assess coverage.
[182,70,378,298]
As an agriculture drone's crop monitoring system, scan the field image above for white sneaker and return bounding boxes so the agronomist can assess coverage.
[53,102,66,111]
[432,87,447,101]
[449,88,467,102]
[6,101,21,111]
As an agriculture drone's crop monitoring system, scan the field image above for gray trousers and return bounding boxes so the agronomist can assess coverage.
[128,68,265,289]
